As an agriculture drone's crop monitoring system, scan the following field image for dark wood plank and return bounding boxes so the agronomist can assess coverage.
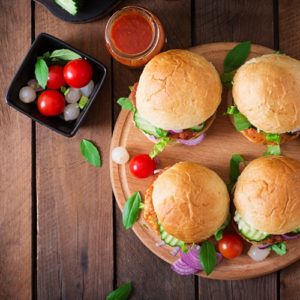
[0,1,32,299]
[194,1,277,299]
[113,1,195,299]
[278,1,300,299]
[34,4,113,299]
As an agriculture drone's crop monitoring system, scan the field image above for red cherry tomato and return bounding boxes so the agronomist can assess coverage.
[37,90,65,116]
[63,59,93,88]
[218,233,243,259]
[129,154,156,178]
[47,65,66,89]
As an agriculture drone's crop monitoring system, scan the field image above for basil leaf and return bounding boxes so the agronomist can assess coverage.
[220,71,234,88]
[265,133,281,144]
[191,122,205,132]
[106,282,132,300]
[199,240,217,275]
[122,192,142,230]
[271,242,287,256]
[228,154,245,192]
[78,95,89,109]
[35,58,48,89]
[233,113,251,131]
[49,49,81,61]
[224,41,251,73]
[263,145,281,156]
[226,105,239,115]
[80,139,101,167]
[117,97,135,112]
[214,214,231,241]
[149,137,170,159]
[155,127,169,137]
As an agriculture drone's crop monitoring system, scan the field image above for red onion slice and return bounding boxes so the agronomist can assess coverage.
[258,244,272,250]
[281,233,300,240]
[147,135,160,143]
[171,258,199,275]
[291,127,300,133]
[178,134,205,146]
[169,129,183,134]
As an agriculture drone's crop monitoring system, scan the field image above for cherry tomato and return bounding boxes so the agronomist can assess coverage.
[129,154,156,178]
[47,65,66,90]
[37,90,65,116]
[63,59,93,88]
[218,233,243,259]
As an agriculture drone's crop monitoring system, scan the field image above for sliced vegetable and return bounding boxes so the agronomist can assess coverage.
[227,154,245,192]
[199,240,217,275]
[265,133,281,144]
[177,133,205,146]
[263,145,281,156]
[35,57,48,89]
[226,106,251,131]
[171,258,199,276]
[78,95,89,109]
[294,228,300,233]
[106,282,132,300]
[80,139,101,167]
[54,0,85,16]
[280,233,300,241]
[248,245,270,262]
[214,214,231,241]
[149,137,170,159]
[271,242,287,256]
[117,97,135,112]
[190,123,205,132]
[159,225,187,252]
[122,192,142,230]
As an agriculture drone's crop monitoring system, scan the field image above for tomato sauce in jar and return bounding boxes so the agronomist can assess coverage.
[105,6,166,67]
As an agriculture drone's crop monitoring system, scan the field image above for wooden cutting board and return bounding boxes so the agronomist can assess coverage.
[110,43,300,280]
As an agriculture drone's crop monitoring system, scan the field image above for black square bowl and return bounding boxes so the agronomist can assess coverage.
[6,33,107,137]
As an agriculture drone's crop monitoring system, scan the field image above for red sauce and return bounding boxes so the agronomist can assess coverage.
[111,12,153,55]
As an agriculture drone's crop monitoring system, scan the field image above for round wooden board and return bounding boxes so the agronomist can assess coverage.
[110,43,300,280]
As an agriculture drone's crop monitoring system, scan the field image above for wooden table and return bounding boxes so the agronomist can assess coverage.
[1,0,299,299]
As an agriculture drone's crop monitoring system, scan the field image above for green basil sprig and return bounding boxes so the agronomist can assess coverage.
[227,154,245,192]
[221,41,251,88]
[226,106,251,131]
[49,49,81,61]
[106,282,132,300]
[149,137,170,159]
[117,97,136,112]
[123,192,142,230]
[263,145,281,156]
[35,58,48,89]
[271,242,287,256]
[80,139,102,167]
[199,240,217,275]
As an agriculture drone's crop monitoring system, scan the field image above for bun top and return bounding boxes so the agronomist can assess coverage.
[152,162,230,243]
[136,49,222,130]
[232,54,300,134]
[234,156,300,234]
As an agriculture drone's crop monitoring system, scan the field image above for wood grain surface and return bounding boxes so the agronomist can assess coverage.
[34,4,113,299]
[0,1,32,299]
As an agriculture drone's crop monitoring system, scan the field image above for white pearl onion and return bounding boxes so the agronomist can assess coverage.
[64,104,80,121]
[65,88,81,103]
[247,245,270,262]
[19,86,36,103]
[80,80,94,97]
[111,147,130,164]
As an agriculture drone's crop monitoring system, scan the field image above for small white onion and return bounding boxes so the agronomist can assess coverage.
[80,80,94,97]
[65,88,81,103]
[111,147,130,164]
[19,86,36,103]
[64,104,80,121]
[247,245,270,262]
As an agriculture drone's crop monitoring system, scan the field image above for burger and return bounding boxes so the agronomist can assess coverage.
[228,54,300,145]
[119,49,222,157]
[233,156,300,250]
[143,161,230,250]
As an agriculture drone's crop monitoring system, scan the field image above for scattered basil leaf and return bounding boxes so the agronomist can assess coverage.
[233,113,252,131]
[49,49,81,61]
[128,85,133,91]
[226,105,239,115]
[155,127,169,137]
[149,137,170,159]
[227,154,245,192]
[224,41,251,73]
[122,192,142,230]
[191,122,205,132]
[117,97,135,112]
[271,242,287,256]
[214,214,231,241]
[263,145,281,156]
[60,86,67,93]
[220,71,234,88]
[80,139,101,167]
[199,240,217,275]
[78,95,89,109]
[265,133,281,144]
[35,58,48,89]
[106,282,132,300]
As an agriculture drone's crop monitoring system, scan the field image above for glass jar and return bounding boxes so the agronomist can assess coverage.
[105,6,166,68]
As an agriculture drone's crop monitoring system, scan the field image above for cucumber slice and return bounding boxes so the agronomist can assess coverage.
[234,212,269,241]
[159,224,187,250]
[293,227,300,233]
[134,112,168,138]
